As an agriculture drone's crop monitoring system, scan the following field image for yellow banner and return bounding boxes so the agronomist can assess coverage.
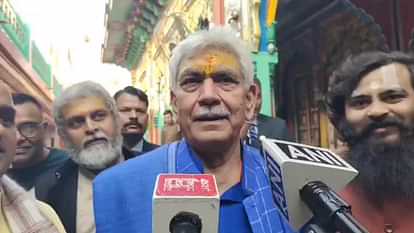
[267,0,278,26]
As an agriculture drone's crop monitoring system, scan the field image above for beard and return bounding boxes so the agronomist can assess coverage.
[341,117,414,204]
[66,134,122,170]
[122,132,143,146]
[121,119,144,148]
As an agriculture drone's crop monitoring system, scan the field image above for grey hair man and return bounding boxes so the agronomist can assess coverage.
[37,81,123,233]
[94,27,294,233]
[326,51,414,232]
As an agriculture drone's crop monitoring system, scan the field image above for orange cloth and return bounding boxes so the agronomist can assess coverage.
[340,184,414,233]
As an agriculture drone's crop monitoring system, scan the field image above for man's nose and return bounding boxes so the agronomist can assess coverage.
[85,118,98,134]
[129,109,137,119]
[367,100,389,121]
[198,79,220,105]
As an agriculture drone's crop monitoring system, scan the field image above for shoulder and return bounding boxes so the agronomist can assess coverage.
[243,145,272,183]
[35,159,79,200]
[144,140,159,150]
[245,145,263,161]
[95,144,169,185]
[55,159,78,177]
[93,145,171,232]
[244,145,267,171]
[45,149,70,168]
[37,159,78,184]
[49,148,69,158]
[37,201,67,233]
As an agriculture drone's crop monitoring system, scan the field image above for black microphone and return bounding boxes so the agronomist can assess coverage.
[300,181,369,233]
[169,211,202,233]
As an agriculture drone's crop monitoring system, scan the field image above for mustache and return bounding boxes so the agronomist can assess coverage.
[123,119,143,129]
[193,106,230,121]
[361,117,405,136]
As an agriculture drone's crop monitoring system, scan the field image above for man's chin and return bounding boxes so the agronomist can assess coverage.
[122,129,142,134]
[11,157,30,169]
[122,132,144,147]
[122,132,142,137]
[73,143,121,170]
[190,133,236,147]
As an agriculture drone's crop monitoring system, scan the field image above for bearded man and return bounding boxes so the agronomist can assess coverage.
[37,81,123,233]
[326,51,414,233]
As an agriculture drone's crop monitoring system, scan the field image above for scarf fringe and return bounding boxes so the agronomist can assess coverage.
[1,175,60,233]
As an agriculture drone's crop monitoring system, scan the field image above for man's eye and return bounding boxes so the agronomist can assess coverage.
[0,119,14,128]
[119,108,131,113]
[66,117,85,129]
[214,74,239,89]
[91,110,108,121]
[347,98,370,109]
[180,77,202,92]
[383,93,405,103]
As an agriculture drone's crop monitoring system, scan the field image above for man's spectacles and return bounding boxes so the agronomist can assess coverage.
[17,122,44,138]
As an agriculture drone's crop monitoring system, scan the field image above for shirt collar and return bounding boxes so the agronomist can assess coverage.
[176,139,259,196]
[131,139,143,152]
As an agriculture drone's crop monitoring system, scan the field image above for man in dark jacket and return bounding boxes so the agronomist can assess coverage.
[245,78,291,148]
[113,86,158,159]
[7,93,68,194]
[37,81,123,233]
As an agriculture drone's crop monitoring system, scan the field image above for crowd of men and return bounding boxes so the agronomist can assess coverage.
[0,26,412,233]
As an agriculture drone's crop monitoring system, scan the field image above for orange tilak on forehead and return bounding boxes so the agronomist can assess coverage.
[205,54,218,76]
[199,50,240,76]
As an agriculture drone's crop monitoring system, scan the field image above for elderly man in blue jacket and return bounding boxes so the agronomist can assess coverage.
[93,27,294,233]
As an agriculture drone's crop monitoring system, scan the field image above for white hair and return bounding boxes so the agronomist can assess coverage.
[169,27,254,90]
[53,81,122,168]
[53,81,121,137]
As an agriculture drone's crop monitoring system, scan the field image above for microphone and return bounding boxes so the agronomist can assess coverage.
[153,174,220,233]
[300,181,368,233]
[259,136,361,232]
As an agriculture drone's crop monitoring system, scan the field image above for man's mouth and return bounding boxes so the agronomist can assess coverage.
[371,125,400,135]
[16,146,31,154]
[84,138,108,148]
[124,123,142,130]
[194,113,229,122]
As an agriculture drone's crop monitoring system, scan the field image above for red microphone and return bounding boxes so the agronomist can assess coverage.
[153,174,220,233]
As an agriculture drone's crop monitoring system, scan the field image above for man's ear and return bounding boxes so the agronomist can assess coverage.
[245,84,257,121]
[170,91,178,115]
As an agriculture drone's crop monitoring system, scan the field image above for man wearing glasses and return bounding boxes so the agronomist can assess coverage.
[7,93,68,195]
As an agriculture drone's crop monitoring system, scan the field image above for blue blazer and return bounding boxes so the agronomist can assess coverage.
[93,139,294,233]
